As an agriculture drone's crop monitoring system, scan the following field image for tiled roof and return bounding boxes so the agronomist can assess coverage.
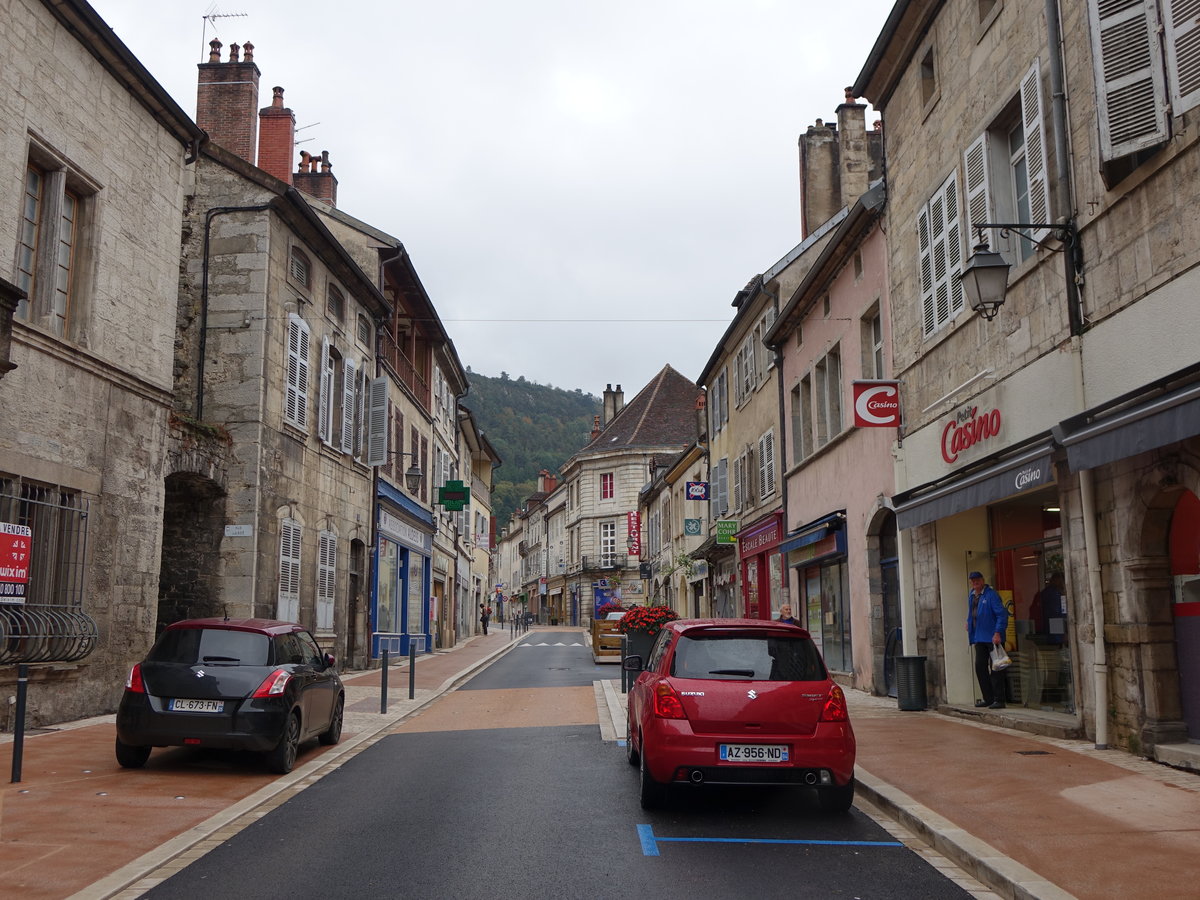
[579,365,700,453]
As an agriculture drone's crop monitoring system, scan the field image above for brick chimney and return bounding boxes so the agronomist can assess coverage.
[537,470,558,493]
[295,149,338,207]
[591,414,602,441]
[257,86,296,185]
[196,40,260,163]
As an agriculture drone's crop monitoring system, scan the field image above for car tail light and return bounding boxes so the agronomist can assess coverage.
[252,669,291,698]
[653,681,687,719]
[125,664,145,694]
[819,684,849,722]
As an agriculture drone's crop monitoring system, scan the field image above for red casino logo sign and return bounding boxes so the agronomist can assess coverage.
[941,406,1002,463]
[853,381,902,428]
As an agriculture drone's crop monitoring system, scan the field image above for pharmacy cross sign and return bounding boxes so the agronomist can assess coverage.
[437,480,469,511]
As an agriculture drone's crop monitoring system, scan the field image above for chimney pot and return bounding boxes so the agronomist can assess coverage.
[197,37,260,163]
[272,85,284,108]
[243,41,254,62]
[228,43,240,63]
[208,39,222,63]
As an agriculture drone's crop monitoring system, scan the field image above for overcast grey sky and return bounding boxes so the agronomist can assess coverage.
[93,0,893,397]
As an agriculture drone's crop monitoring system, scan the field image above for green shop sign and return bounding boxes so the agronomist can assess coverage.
[716,520,739,544]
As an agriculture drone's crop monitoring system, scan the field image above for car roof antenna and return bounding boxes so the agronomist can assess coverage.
[223,605,229,623]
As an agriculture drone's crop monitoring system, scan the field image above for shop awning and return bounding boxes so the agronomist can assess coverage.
[894,441,1055,530]
[778,511,846,555]
[1053,380,1200,472]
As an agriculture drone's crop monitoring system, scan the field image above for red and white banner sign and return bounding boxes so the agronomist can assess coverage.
[1,522,32,603]
[627,511,641,555]
[853,381,902,428]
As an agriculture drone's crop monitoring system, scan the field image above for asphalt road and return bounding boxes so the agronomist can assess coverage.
[140,640,974,899]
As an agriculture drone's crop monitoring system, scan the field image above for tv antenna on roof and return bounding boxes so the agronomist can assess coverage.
[201,8,249,61]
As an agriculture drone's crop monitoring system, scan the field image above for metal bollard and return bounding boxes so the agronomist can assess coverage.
[10,664,28,783]
[380,648,388,714]
[409,641,416,700]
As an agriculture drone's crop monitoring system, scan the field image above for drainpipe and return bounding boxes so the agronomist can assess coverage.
[1079,469,1109,749]
[1045,0,1084,336]
[197,204,272,420]
[1045,0,1106,748]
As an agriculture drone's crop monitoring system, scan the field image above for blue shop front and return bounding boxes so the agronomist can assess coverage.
[373,482,433,658]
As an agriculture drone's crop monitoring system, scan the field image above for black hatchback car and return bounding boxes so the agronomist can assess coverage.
[116,618,344,774]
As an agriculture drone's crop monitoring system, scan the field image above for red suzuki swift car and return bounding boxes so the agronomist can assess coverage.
[624,619,856,811]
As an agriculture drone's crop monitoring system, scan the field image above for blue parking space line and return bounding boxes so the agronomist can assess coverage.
[638,824,660,856]
[637,824,901,856]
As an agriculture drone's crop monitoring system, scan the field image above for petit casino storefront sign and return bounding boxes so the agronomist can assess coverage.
[941,405,1002,463]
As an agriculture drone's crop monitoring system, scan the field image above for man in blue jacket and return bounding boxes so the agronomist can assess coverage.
[967,571,1009,709]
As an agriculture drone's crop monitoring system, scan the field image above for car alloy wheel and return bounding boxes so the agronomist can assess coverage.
[319,694,344,746]
[625,717,639,766]
[266,711,301,774]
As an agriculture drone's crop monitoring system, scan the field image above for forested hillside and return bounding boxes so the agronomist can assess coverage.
[464,370,601,526]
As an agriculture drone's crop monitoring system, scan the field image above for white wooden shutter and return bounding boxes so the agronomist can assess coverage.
[758,430,776,499]
[340,358,357,453]
[732,451,744,511]
[1020,61,1053,243]
[353,368,366,459]
[963,131,993,248]
[917,205,936,335]
[286,315,310,428]
[1087,0,1169,161]
[918,173,964,336]
[1164,0,1200,115]
[278,518,301,622]
[318,338,333,443]
[717,457,728,516]
[366,376,389,466]
[316,531,336,631]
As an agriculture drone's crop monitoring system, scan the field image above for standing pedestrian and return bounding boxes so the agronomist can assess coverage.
[966,571,1009,708]
[479,602,490,636]
[777,604,797,625]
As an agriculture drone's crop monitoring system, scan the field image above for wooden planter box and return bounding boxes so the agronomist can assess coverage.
[591,619,624,664]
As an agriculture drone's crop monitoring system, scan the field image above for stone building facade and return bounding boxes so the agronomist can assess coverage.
[855,0,1200,764]
[0,0,204,725]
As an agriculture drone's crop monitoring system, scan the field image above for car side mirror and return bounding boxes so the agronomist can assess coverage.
[622,655,643,672]
[323,653,336,670]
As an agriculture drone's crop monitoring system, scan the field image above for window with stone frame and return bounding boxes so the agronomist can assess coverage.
[326,283,345,323]
[861,305,885,380]
[600,520,617,567]
[15,147,97,341]
[600,472,614,500]
[963,61,1052,266]
[288,246,311,291]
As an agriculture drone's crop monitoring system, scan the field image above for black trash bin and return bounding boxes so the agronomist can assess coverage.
[895,655,928,711]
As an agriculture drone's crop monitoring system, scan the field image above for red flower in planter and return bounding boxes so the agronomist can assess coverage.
[617,605,679,637]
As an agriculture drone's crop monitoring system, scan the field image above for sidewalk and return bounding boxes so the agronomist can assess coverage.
[5,628,1200,900]
[0,626,524,900]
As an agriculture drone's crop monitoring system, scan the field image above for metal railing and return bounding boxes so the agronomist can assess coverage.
[0,604,98,664]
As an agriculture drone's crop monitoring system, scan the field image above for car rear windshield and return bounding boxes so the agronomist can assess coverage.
[670,633,827,681]
[147,628,272,666]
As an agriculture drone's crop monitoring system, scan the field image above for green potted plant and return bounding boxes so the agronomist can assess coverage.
[618,604,679,659]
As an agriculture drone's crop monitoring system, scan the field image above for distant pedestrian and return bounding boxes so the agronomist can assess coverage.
[479,603,490,635]
[966,571,1009,709]
[777,604,797,625]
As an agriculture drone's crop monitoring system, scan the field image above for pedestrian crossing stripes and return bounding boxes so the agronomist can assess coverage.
[517,641,585,647]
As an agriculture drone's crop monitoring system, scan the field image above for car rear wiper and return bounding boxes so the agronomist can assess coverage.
[201,655,241,663]
[709,668,756,677]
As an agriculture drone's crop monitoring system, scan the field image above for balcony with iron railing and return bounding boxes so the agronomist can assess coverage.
[580,554,627,572]
[379,329,430,409]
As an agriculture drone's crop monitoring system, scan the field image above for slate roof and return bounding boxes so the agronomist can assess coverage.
[577,365,700,455]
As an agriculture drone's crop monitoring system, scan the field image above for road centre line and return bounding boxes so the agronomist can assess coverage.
[637,824,903,857]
